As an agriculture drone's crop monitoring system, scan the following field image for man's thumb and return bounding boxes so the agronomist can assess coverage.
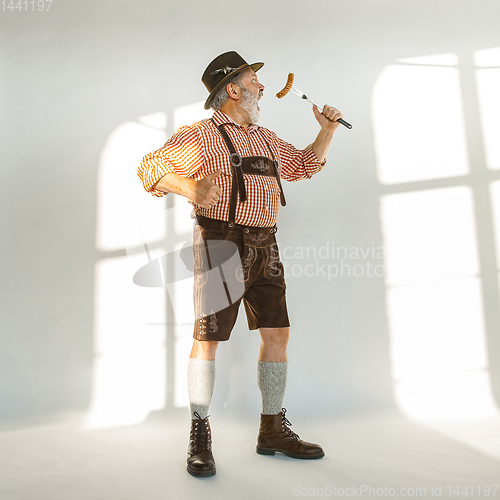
[205,170,221,181]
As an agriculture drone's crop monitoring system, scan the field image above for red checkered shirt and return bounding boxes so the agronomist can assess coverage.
[138,110,326,227]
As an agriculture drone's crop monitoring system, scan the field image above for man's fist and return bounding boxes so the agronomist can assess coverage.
[191,170,222,209]
[313,104,344,133]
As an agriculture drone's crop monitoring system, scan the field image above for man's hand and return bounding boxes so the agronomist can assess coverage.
[189,170,222,209]
[313,104,344,133]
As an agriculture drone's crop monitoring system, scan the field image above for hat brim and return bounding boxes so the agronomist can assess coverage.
[204,62,264,110]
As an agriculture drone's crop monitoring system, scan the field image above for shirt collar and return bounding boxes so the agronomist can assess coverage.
[212,110,260,132]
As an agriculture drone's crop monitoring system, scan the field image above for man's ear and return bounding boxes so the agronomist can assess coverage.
[226,82,240,100]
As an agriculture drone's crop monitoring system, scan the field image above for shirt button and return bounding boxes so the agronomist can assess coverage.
[244,228,250,234]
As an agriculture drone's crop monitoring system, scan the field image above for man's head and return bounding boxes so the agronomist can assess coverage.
[202,51,264,110]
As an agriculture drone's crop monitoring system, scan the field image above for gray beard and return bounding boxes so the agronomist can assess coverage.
[240,87,260,124]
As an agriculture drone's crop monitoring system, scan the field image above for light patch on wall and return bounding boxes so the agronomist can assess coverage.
[96,116,167,251]
[380,187,479,286]
[87,114,168,429]
[380,186,497,421]
[474,46,500,68]
[123,195,194,411]
[137,112,168,130]
[174,326,193,408]
[394,371,497,421]
[398,53,459,66]
[372,60,469,184]
[375,51,500,458]
[388,278,487,382]
[84,253,166,429]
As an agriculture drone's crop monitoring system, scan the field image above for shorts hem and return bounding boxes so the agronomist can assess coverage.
[249,323,291,331]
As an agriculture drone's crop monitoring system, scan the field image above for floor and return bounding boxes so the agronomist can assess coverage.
[0,410,498,500]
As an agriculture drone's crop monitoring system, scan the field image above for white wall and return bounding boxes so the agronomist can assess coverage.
[1,0,500,426]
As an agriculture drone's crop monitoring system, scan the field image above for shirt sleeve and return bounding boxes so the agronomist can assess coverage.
[272,132,327,182]
[137,124,205,197]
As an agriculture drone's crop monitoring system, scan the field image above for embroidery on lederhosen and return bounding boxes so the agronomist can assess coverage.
[193,238,208,288]
[264,243,282,278]
[248,232,268,245]
[208,309,218,333]
[194,272,208,288]
[193,224,206,283]
[236,245,257,283]
[250,158,271,172]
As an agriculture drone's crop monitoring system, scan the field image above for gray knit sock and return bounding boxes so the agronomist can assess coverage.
[187,358,216,419]
[257,361,288,415]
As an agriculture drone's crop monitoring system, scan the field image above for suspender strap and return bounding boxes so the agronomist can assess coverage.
[260,135,287,207]
[216,123,247,204]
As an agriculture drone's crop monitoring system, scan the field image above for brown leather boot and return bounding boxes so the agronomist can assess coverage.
[256,408,325,459]
[186,412,216,477]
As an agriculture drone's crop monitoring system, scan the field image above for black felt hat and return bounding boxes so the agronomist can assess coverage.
[202,51,264,110]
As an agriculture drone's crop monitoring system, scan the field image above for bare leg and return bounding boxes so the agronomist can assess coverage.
[258,327,289,362]
[190,339,219,360]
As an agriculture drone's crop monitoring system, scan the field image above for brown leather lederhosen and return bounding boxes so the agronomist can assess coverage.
[213,120,286,227]
[192,122,291,341]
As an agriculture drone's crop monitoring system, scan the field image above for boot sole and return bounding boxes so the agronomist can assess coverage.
[187,466,216,477]
[256,445,325,460]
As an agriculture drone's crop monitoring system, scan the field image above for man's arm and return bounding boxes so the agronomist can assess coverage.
[154,171,222,210]
[138,124,206,198]
[272,104,344,182]
[311,105,344,162]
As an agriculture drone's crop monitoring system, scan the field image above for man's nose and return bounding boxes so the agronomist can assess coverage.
[259,82,265,92]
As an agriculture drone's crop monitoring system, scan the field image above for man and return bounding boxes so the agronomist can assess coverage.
[138,51,344,477]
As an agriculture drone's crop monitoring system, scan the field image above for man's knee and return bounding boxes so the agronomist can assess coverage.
[190,339,219,360]
[260,327,290,346]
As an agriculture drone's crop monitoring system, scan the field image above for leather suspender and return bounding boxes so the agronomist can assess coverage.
[260,134,287,208]
[216,123,247,203]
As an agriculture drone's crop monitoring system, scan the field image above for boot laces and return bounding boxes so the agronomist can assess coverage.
[191,412,211,451]
[280,408,299,441]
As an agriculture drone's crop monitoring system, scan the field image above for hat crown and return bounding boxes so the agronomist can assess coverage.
[202,51,248,93]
